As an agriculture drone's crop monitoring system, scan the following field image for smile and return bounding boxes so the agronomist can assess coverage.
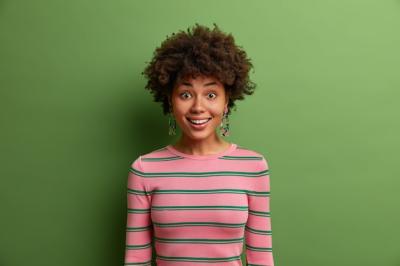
[186,117,212,128]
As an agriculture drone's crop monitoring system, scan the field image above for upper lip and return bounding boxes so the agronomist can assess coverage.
[187,117,211,120]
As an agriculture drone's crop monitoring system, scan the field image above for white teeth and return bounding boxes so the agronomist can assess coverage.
[188,118,210,125]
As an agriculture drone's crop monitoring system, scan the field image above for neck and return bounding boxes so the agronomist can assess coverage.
[172,133,231,156]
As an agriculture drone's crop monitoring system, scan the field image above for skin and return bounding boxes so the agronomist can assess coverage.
[168,74,232,156]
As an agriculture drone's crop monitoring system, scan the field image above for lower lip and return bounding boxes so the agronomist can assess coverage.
[187,118,212,129]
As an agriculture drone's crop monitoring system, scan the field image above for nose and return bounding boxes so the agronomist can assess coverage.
[189,96,206,113]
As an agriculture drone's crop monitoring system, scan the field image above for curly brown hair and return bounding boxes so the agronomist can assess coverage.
[142,23,256,116]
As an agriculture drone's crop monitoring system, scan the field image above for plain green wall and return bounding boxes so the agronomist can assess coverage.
[1,1,399,265]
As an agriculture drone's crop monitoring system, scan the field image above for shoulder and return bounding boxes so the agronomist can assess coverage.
[235,144,265,157]
[129,145,172,172]
[234,144,270,171]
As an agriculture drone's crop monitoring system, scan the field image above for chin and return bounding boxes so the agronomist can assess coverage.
[185,129,215,139]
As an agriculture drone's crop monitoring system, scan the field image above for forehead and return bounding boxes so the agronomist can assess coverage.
[177,74,222,86]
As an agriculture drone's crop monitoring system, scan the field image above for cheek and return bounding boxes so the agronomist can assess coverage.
[172,102,189,115]
[210,106,225,116]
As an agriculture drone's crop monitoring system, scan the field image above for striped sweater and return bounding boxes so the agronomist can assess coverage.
[124,143,274,266]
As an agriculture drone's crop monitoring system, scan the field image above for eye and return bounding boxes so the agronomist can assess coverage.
[208,92,217,99]
[180,92,191,99]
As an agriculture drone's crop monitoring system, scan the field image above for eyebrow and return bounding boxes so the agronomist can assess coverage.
[181,81,217,87]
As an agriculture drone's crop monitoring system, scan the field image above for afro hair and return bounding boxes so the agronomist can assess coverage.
[142,23,257,116]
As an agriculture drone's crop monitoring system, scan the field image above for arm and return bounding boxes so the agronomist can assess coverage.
[124,156,153,266]
[245,156,274,266]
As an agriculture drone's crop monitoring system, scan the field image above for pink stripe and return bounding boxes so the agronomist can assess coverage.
[155,242,243,257]
[156,226,243,238]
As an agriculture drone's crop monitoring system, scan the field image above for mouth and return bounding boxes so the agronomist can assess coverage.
[186,117,212,128]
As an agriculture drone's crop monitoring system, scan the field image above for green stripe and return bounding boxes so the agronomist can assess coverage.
[153,221,246,228]
[248,209,271,217]
[127,188,270,196]
[142,156,182,161]
[157,254,241,262]
[130,167,269,177]
[151,205,248,211]
[127,207,269,215]
[245,225,272,235]
[141,155,263,161]
[126,225,152,232]
[127,208,151,213]
[154,236,244,244]
[127,189,150,196]
[246,244,273,252]
[219,155,263,160]
[125,242,152,250]
[247,190,270,196]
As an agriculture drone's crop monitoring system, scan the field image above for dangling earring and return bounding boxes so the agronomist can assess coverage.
[168,113,176,136]
[168,104,176,136]
[219,109,230,137]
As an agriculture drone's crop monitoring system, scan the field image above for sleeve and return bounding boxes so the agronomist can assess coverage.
[244,156,275,266]
[124,156,153,266]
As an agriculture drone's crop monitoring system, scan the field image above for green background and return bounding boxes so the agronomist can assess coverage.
[1,0,399,265]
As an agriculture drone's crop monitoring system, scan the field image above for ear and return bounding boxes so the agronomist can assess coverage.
[224,91,229,112]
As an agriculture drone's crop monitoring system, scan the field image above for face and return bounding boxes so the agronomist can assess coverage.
[170,74,229,141]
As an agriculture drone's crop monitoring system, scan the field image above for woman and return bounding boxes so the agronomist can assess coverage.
[124,23,274,266]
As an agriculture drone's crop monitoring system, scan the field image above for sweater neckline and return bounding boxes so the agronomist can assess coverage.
[166,142,237,160]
